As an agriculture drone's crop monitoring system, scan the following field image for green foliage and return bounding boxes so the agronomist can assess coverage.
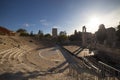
[57,35,68,43]
[37,30,44,38]
[16,28,27,33]
[38,30,43,35]
[30,31,34,36]
[69,31,82,41]
[0,31,5,35]
[16,28,29,36]
[59,31,66,36]
[69,34,75,41]
[44,34,51,38]
[19,32,29,36]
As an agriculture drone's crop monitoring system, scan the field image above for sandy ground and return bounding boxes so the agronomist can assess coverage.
[0,36,75,80]
[64,45,80,53]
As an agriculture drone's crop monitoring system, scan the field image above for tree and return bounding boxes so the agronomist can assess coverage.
[57,35,68,43]
[37,30,44,38]
[30,31,34,36]
[38,30,43,35]
[57,31,68,43]
[59,31,67,36]
[16,28,29,36]
[44,34,52,38]
[69,31,82,41]
[16,28,27,33]
[19,33,29,36]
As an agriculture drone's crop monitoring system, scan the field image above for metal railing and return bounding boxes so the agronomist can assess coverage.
[60,45,120,80]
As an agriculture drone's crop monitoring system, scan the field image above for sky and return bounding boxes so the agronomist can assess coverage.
[0,0,120,35]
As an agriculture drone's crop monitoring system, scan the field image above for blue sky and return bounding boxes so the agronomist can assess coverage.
[0,0,120,35]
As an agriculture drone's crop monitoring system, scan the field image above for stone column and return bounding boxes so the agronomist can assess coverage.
[82,26,87,47]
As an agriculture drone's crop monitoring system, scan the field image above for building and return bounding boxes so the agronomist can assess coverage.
[95,24,107,44]
[99,24,106,30]
[59,31,66,36]
[95,24,117,47]
[52,28,57,37]
[82,26,93,47]
[0,26,15,36]
[106,27,116,47]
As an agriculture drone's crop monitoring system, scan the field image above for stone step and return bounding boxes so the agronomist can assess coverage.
[8,49,21,60]
[2,48,17,59]
[17,51,26,63]
[8,51,25,65]
[0,48,18,63]
[17,47,32,63]
[0,49,7,52]
[0,47,16,55]
[13,49,24,59]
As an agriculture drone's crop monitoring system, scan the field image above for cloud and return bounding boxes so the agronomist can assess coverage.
[52,25,59,28]
[24,23,29,27]
[99,8,120,28]
[40,19,46,22]
[40,19,51,26]
[23,23,35,27]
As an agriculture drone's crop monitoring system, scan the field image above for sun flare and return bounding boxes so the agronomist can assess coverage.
[87,16,101,33]
[89,16,100,27]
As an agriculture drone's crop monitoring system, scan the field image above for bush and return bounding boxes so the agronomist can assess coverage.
[19,33,29,36]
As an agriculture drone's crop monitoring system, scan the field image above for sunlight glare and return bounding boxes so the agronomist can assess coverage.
[87,16,101,33]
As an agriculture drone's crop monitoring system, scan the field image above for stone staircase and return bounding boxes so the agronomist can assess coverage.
[0,45,37,73]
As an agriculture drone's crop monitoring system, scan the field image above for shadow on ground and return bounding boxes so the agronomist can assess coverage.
[0,61,68,80]
[48,61,68,73]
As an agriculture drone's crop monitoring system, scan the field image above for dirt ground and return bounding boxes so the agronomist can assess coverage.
[0,36,76,80]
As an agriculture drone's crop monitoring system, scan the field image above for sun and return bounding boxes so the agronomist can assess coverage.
[89,16,100,27]
[87,16,101,33]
